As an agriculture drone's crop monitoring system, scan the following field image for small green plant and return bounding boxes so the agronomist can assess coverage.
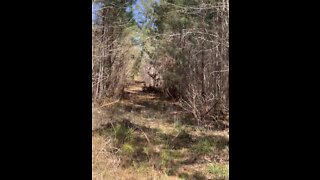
[161,150,171,166]
[122,143,135,155]
[114,123,135,144]
[207,164,229,179]
[160,149,184,167]
[137,161,149,173]
[215,137,229,150]
[193,138,214,154]
[143,146,151,159]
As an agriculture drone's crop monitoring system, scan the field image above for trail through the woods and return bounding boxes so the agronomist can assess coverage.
[92,76,229,180]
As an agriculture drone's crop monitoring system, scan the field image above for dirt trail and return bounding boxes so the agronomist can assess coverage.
[120,80,178,132]
[92,78,229,180]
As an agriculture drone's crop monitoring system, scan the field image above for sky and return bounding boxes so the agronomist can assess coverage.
[92,0,159,28]
[92,2,102,22]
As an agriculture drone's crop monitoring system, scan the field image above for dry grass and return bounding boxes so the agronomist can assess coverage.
[92,82,229,180]
[92,134,120,180]
[92,106,104,131]
[92,134,183,180]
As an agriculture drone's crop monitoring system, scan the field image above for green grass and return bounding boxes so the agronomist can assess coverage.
[192,135,229,155]
[207,163,229,179]
[114,122,135,144]
[160,149,185,166]
[122,143,135,155]
[192,137,215,154]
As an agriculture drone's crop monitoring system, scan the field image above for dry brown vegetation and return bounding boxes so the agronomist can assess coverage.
[93,82,228,180]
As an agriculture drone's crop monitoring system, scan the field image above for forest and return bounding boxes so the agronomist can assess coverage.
[92,0,229,179]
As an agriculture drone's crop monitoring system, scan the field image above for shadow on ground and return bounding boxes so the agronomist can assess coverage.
[93,118,229,179]
[93,81,228,179]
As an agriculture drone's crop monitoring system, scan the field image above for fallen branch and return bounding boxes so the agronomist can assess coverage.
[134,127,150,144]
[140,129,150,144]
[171,130,182,142]
[100,99,120,108]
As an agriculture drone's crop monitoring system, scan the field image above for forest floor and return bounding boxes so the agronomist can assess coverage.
[92,77,229,180]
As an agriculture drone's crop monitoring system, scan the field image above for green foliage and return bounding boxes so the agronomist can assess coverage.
[207,164,229,179]
[143,146,151,157]
[160,149,184,167]
[135,161,149,173]
[192,137,214,154]
[214,136,229,150]
[205,11,216,25]
[160,149,171,166]
[122,143,135,155]
[115,123,135,144]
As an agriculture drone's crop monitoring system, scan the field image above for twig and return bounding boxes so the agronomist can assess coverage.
[110,121,117,139]
[137,127,150,144]
[100,99,120,108]
[204,101,219,116]
[171,130,182,142]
